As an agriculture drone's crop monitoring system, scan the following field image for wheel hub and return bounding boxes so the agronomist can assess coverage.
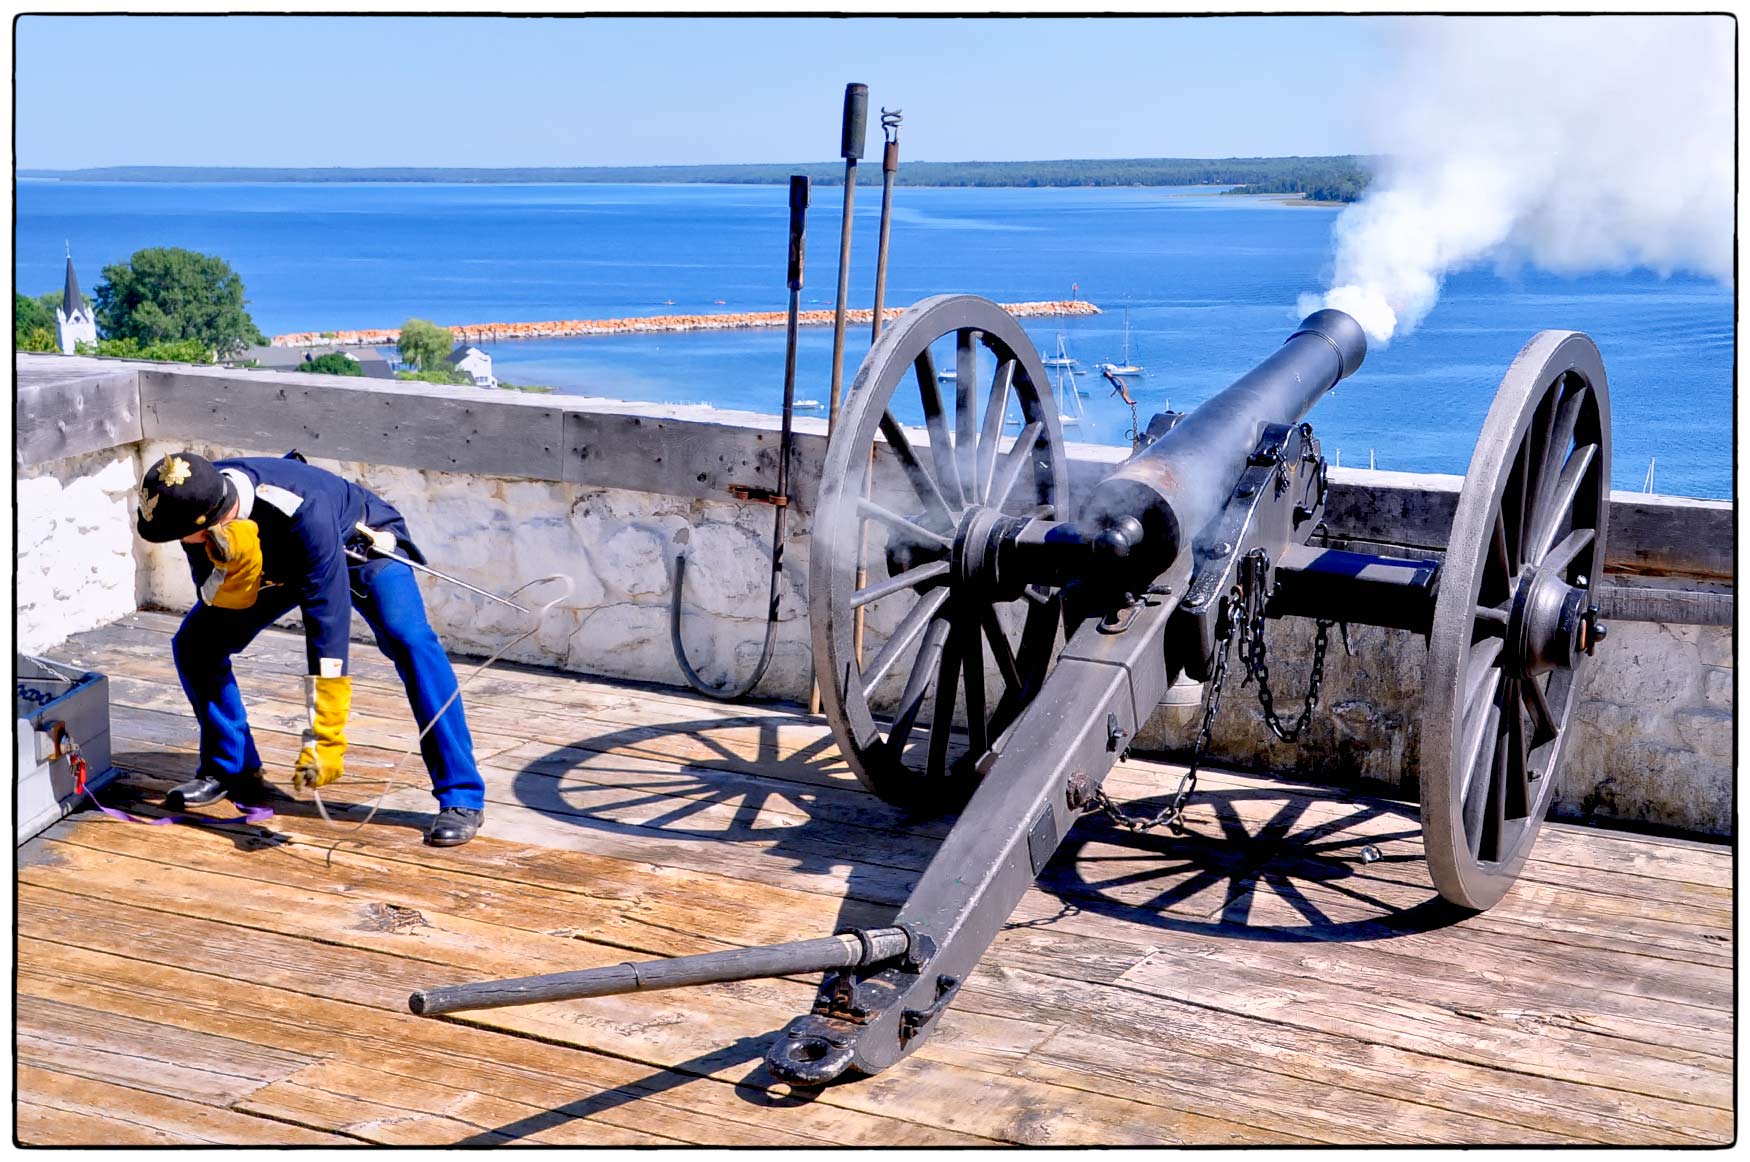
[1506,567,1606,677]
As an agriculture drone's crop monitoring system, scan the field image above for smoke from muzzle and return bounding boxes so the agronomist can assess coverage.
[1301,16,1733,346]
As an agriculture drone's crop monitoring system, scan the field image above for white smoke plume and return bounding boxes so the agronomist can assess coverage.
[1303,16,1733,345]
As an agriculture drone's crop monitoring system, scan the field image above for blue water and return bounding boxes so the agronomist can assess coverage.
[17,180,1733,498]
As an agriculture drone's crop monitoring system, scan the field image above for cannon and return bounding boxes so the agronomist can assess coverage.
[411,294,1611,1086]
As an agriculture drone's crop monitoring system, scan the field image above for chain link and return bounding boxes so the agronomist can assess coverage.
[1235,548,1335,743]
[1091,588,1238,835]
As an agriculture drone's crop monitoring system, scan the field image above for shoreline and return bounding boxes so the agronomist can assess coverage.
[271,299,1102,348]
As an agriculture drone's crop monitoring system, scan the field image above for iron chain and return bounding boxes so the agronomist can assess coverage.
[1236,548,1335,743]
[1090,589,1238,835]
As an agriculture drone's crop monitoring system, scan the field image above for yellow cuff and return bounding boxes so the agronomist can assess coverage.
[201,519,264,609]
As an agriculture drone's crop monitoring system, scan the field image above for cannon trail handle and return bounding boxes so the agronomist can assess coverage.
[409,926,913,1017]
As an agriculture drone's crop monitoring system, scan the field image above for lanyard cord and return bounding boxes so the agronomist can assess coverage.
[310,573,574,838]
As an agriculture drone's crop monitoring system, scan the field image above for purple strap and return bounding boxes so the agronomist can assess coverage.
[83,785,275,827]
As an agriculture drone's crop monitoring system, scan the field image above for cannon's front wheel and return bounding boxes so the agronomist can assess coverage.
[811,295,1070,811]
[1421,331,1611,910]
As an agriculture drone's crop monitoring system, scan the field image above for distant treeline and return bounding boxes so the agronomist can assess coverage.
[22,156,1372,197]
[1219,156,1369,202]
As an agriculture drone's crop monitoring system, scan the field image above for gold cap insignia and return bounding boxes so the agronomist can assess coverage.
[158,455,193,488]
[140,493,160,522]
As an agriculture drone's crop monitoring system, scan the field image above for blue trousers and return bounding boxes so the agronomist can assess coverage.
[172,558,486,810]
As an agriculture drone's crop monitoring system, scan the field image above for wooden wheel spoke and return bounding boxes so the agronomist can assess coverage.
[1522,675,1558,746]
[1530,383,1587,533]
[887,618,949,753]
[878,412,955,528]
[962,620,988,757]
[852,560,949,609]
[1474,603,1510,628]
[1539,526,1595,579]
[1458,672,1503,810]
[1503,681,1530,820]
[1477,724,1510,863]
[1462,637,1504,713]
[926,631,963,778]
[1527,443,1598,565]
[955,330,980,506]
[857,497,953,550]
[860,588,949,699]
[976,359,1016,503]
[913,348,964,505]
[1506,430,1532,573]
[981,605,1023,693]
[1522,380,1560,526]
[989,421,1045,509]
[1489,512,1512,593]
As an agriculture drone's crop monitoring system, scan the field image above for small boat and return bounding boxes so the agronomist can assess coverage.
[1100,310,1144,377]
[937,369,957,382]
[794,399,823,409]
[1041,333,1077,369]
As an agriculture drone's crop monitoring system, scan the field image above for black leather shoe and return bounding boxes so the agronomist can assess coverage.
[426,807,483,847]
[165,770,269,810]
[164,775,228,810]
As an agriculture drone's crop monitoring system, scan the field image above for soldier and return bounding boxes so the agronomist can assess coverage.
[134,450,485,846]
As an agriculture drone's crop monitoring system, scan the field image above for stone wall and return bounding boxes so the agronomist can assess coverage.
[130,439,815,699]
[1134,616,1733,837]
[16,445,145,655]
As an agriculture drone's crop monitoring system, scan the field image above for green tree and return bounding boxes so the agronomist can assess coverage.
[15,293,58,351]
[75,336,215,363]
[302,351,364,376]
[93,247,266,358]
[396,317,453,371]
[396,367,473,386]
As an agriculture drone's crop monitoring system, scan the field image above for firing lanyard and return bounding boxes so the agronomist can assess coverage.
[47,721,276,829]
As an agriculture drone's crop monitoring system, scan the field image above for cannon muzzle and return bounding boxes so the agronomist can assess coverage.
[1083,308,1366,586]
[410,926,915,1017]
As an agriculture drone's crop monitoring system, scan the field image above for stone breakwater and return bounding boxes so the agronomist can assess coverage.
[270,299,1101,348]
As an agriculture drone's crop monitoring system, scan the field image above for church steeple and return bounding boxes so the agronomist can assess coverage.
[62,246,85,320]
[55,245,97,355]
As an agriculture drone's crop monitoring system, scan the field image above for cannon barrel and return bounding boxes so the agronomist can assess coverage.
[1083,308,1366,585]
[409,927,913,1017]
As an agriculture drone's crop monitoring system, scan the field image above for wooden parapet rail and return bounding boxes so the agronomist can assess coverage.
[270,299,1101,348]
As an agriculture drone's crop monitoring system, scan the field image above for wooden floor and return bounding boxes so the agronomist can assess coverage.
[17,610,1734,1146]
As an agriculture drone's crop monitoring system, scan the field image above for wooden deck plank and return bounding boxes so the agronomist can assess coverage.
[18,612,1735,1147]
[17,937,981,1147]
[15,1063,354,1145]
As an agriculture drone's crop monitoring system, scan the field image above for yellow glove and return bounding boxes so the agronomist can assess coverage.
[293,675,350,790]
[199,519,264,610]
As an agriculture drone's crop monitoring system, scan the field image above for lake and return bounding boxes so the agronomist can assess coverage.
[16,180,1733,498]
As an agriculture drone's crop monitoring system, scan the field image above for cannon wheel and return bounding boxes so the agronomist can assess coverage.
[1421,331,1611,911]
[811,295,1070,810]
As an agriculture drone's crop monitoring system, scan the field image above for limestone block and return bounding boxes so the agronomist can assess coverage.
[568,603,675,682]
[1701,666,1732,710]
[1672,706,1733,759]
[675,521,771,615]
[594,525,671,599]
[1694,625,1733,669]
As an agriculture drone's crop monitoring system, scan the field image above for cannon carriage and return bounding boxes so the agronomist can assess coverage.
[413,293,1612,1087]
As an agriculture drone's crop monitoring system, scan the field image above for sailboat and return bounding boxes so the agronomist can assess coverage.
[1056,360,1086,429]
[1041,332,1077,369]
[1099,311,1144,377]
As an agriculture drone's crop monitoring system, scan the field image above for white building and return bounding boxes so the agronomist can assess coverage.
[446,343,496,388]
[55,250,98,355]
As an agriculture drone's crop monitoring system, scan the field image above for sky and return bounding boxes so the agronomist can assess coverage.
[15,15,1393,169]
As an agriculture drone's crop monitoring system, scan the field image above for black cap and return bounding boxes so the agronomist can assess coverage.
[136,451,235,543]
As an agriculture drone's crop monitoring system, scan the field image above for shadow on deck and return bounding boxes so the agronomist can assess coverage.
[14,611,1734,1146]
